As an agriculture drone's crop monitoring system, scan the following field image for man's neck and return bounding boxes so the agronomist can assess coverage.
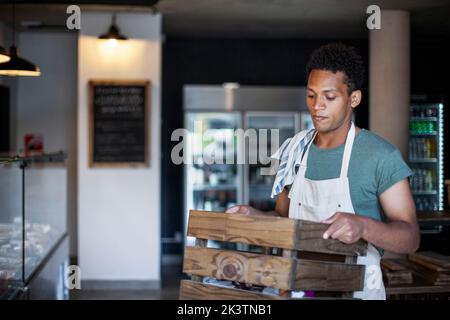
[314,121,359,149]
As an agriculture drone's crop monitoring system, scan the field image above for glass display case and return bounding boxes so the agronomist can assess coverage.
[0,152,68,299]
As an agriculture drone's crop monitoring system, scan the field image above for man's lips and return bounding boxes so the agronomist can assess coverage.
[313,115,328,121]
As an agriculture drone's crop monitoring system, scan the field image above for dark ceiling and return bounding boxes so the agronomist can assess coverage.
[0,0,449,38]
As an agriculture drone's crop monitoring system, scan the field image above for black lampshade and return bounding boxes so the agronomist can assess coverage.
[0,45,10,63]
[0,46,41,77]
[98,15,128,41]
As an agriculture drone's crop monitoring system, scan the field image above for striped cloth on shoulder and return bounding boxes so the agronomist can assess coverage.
[270,128,316,198]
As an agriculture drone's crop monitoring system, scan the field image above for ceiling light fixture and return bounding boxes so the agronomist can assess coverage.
[0,46,10,63]
[0,3,40,77]
[98,14,128,41]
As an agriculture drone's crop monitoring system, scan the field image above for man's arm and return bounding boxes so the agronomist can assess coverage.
[322,179,420,254]
[225,187,290,217]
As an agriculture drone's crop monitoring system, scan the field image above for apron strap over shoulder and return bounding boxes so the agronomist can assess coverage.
[298,123,354,178]
[340,122,355,179]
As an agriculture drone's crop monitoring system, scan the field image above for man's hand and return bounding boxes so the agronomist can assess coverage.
[321,212,367,244]
[225,205,266,216]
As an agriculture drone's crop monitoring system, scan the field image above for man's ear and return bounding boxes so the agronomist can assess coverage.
[350,90,362,109]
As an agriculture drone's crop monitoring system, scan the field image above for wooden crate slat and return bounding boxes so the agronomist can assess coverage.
[183,246,295,290]
[187,211,227,241]
[392,259,450,286]
[383,271,413,286]
[191,239,208,283]
[188,210,298,249]
[179,280,358,300]
[179,280,289,300]
[187,210,367,256]
[408,252,450,272]
[381,259,410,271]
[296,221,367,256]
[294,259,365,292]
[225,214,299,249]
[183,247,365,292]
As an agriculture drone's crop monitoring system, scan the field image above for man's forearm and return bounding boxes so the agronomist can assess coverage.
[361,216,420,254]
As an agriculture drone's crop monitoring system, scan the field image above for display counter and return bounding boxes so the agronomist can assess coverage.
[0,152,69,299]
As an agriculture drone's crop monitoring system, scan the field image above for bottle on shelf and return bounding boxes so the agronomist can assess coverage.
[409,140,414,160]
[418,139,424,159]
[425,139,431,159]
[425,170,433,192]
[415,197,439,211]
[409,137,437,160]
[410,120,437,135]
[432,200,438,211]
[418,169,424,192]
[430,139,436,158]
[411,168,436,193]
[416,198,423,211]
[204,199,212,211]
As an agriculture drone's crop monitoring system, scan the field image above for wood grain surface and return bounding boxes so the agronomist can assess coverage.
[183,246,365,291]
[187,210,367,256]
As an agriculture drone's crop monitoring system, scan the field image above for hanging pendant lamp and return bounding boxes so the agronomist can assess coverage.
[0,3,41,77]
[98,14,128,41]
[0,46,10,63]
[0,46,41,76]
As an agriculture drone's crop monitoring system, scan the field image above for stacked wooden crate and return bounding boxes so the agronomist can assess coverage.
[179,210,368,300]
[408,251,450,286]
[381,259,413,286]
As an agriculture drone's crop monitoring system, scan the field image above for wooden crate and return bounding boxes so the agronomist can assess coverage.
[381,259,413,286]
[179,210,368,300]
[408,251,450,285]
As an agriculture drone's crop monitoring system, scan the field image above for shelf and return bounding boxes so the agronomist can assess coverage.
[409,158,438,163]
[413,191,438,195]
[410,117,438,121]
[249,183,272,189]
[192,184,237,191]
[410,132,437,136]
[0,152,67,164]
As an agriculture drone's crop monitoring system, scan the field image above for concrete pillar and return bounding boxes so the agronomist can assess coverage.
[369,10,410,159]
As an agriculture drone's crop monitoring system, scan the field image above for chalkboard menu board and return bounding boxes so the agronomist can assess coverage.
[89,80,150,167]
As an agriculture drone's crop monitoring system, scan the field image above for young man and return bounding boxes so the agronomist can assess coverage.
[226,43,420,299]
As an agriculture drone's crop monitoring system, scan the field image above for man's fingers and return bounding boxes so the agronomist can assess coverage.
[329,225,348,241]
[323,221,343,239]
[225,205,241,213]
[321,212,340,224]
[226,205,250,215]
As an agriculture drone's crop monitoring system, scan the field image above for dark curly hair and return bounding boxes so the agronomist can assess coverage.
[306,43,365,94]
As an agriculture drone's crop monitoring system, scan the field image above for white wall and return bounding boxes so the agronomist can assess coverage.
[16,32,77,153]
[78,12,161,282]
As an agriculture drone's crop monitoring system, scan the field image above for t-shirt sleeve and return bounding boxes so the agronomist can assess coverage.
[376,149,413,196]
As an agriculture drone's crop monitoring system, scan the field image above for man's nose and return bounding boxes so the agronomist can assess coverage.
[313,97,325,110]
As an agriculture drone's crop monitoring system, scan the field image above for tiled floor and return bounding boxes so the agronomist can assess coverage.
[70,263,186,300]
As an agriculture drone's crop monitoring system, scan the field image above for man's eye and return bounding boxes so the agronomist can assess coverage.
[307,95,314,99]
[326,96,336,101]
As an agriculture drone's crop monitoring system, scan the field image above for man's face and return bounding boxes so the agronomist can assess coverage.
[306,69,356,133]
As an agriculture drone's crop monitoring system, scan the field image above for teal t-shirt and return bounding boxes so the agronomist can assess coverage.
[300,129,412,222]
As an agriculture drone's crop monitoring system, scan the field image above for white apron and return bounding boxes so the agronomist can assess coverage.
[288,122,385,300]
